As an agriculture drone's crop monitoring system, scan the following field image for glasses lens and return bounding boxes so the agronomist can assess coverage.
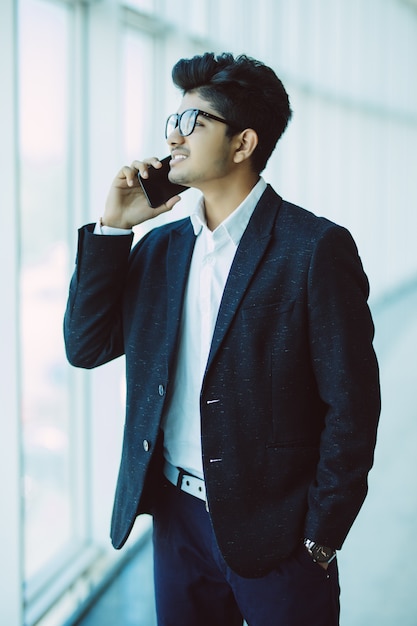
[165,114,178,139]
[165,109,199,139]
[179,109,198,137]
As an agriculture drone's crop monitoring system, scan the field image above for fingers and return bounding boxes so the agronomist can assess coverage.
[116,158,163,188]
[131,157,162,181]
[118,165,138,188]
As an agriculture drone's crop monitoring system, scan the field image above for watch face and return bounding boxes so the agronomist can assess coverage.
[311,544,334,563]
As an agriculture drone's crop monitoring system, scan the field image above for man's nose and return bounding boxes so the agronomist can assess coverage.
[167,125,184,146]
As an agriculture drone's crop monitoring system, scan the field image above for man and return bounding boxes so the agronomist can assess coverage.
[64,52,380,626]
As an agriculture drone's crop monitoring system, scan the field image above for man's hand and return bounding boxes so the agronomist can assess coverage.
[102,158,181,229]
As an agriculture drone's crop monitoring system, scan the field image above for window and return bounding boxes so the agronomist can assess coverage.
[122,29,155,160]
[19,0,86,589]
[124,0,154,12]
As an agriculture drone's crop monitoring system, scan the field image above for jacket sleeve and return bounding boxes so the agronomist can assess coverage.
[63,224,134,369]
[303,224,381,550]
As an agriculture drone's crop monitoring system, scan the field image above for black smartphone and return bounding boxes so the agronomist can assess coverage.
[138,156,189,208]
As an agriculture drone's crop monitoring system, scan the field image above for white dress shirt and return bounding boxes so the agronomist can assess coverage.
[161,178,267,478]
[95,177,267,479]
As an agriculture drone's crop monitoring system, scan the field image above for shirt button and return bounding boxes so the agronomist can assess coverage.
[158,384,165,396]
[143,439,150,452]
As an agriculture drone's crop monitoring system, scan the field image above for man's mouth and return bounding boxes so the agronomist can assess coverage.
[170,153,188,165]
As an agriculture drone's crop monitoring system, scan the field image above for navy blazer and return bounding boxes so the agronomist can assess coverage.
[64,185,380,577]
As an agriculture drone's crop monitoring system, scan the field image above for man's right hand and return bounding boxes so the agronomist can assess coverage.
[102,158,182,229]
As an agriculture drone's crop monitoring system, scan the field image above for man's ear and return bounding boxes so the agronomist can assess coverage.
[233,128,258,164]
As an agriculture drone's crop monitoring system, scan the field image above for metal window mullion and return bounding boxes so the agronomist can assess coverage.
[0,0,24,624]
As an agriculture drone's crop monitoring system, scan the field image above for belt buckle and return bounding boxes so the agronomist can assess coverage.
[176,467,187,489]
[176,466,206,503]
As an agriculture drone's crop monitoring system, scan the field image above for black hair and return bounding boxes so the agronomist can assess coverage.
[171,52,292,173]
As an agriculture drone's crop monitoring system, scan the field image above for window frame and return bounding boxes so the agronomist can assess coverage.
[0,0,24,623]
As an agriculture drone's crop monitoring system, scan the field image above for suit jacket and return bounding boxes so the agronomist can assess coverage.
[64,185,380,577]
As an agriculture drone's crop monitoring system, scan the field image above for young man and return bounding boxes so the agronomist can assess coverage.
[64,52,380,626]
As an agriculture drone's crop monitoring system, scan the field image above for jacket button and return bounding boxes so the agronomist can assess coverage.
[143,439,150,452]
[158,384,165,396]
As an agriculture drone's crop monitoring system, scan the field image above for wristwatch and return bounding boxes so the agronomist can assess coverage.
[304,539,336,564]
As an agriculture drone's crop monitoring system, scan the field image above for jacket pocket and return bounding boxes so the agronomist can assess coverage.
[266,439,319,449]
[241,300,296,320]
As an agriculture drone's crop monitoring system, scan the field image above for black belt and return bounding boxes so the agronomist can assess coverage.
[163,461,206,502]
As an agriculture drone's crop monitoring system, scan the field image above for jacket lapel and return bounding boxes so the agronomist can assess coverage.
[206,186,282,371]
[165,219,196,369]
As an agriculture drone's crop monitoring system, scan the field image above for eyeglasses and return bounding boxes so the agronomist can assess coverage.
[165,108,239,139]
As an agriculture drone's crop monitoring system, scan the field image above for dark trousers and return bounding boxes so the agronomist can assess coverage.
[152,480,340,626]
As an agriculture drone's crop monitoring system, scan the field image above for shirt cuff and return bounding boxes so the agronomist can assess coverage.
[94,220,132,235]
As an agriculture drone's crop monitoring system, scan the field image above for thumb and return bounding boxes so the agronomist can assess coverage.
[153,195,182,216]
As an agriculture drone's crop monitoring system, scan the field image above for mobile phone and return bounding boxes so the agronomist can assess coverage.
[138,156,189,208]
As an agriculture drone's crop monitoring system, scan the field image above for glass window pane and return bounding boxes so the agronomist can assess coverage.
[124,0,154,13]
[122,29,155,158]
[18,0,80,581]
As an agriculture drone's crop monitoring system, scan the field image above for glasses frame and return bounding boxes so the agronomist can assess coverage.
[165,108,240,139]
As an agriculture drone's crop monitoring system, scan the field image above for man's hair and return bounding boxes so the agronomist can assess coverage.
[171,52,292,174]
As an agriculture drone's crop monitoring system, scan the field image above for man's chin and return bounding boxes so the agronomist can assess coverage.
[169,173,190,187]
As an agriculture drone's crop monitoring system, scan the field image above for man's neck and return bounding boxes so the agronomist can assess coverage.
[201,173,259,231]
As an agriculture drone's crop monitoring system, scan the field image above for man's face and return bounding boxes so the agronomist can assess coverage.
[166,91,237,192]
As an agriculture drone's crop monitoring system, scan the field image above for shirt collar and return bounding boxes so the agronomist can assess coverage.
[190,177,267,246]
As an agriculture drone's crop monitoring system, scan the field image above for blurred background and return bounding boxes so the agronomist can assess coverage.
[1,0,417,624]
